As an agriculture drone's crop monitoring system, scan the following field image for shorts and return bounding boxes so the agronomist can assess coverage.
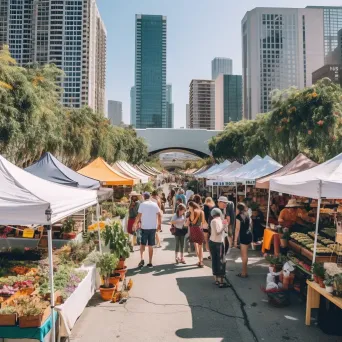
[140,229,156,246]
[203,229,209,234]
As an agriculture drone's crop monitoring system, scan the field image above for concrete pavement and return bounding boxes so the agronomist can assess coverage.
[71,211,341,342]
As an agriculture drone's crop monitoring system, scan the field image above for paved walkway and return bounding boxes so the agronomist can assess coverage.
[71,211,341,342]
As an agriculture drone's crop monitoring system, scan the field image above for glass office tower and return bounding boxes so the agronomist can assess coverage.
[135,14,167,128]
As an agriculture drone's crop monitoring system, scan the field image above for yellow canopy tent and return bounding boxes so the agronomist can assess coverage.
[78,157,136,186]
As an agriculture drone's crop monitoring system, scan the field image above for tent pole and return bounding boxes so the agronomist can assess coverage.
[45,209,55,342]
[245,183,247,198]
[217,185,219,197]
[212,185,214,198]
[235,182,238,207]
[312,181,322,265]
[96,203,102,253]
[266,187,271,227]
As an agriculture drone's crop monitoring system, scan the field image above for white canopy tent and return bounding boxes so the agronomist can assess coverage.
[195,160,230,179]
[207,161,242,184]
[118,161,149,183]
[0,155,99,340]
[270,153,342,264]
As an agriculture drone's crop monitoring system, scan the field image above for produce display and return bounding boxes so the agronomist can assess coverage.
[290,232,336,255]
[0,240,95,328]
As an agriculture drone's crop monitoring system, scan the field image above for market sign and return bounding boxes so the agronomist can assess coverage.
[23,228,34,238]
[213,182,236,186]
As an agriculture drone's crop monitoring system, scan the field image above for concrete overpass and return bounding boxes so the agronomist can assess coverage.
[136,128,222,158]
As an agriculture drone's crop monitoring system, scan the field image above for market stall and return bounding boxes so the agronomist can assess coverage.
[113,161,149,184]
[269,153,342,327]
[0,155,98,341]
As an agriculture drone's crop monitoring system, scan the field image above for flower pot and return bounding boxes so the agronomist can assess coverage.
[19,307,50,328]
[63,232,76,240]
[117,258,126,270]
[318,277,325,288]
[0,313,17,326]
[280,239,288,248]
[115,267,127,281]
[326,286,333,294]
[283,276,290,290]
[109,274,121,287]
[99,284,115,301]
[313,275,319,283]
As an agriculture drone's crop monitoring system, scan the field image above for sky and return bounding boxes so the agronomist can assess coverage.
[97,0,342,128]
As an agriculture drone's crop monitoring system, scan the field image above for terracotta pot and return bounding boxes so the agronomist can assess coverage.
[318,277,325,288]
[283,276,290,290]
[109,274,121,287]
[99,285,115,301]
[313,275,319,283]
[115,267,127,281]
[117,258,126,270]
[63,232,76,240]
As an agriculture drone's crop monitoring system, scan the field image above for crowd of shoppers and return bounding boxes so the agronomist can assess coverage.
[127,186,253,287]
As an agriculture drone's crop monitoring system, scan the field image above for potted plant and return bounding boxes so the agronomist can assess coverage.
[116,206,128,220]
[324,274,334,293]
[96,253,119,301]
[61,218,76,240]
[313,263,325,287]
[333,273,342,297]
[0,306,17,326]
[102,222,130,272]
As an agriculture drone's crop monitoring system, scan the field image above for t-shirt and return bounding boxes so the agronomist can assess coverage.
[176,194,186,204]
[129,201,140,219]
[138,200,160,230]
[171,214,185,229]
[185,190,194,202]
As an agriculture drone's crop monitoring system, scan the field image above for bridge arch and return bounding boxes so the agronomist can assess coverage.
[135,128,222,158]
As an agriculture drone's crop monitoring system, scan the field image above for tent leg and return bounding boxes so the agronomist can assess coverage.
[217,185,219,197]
[266,188,271,227]
[245,184,247,198]
[212,185,214,198]
[96,203,102,253]
[47,224,56,342]
[312,197,321,265]
[235,183,238,207]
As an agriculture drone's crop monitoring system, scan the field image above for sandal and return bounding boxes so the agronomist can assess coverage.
[180,259,186,264]
[219,283,231,288]
[236,273,248,278]
[198,263,204,268]
[215,281,219,286]
[175,258,179,264]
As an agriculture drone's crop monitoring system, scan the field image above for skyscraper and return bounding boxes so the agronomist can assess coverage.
[108,101,123,126]
[0,0,106,113]
[189,80,215,130]
[211,58,233,80]
[215,74,242,130]
[166,84,174,128]
[186,104,190,128]
[130,86,136,127]
[242,7,324,119]
[135,14,167,128]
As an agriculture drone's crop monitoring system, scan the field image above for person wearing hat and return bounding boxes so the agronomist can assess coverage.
[128,191,141,247]
[278,199,315,228]
[217,196,235,256]
[209,208,230,288]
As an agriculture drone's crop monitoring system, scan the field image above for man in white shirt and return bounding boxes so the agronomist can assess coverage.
[185,189,194,203]
[133,192,162,268]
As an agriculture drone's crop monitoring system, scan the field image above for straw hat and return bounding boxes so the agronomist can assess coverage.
[285,199,302,208]
[129,191,141,197]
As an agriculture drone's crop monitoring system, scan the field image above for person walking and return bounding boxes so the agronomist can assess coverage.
[151,190,162,248]
[168,189,175,211]
[127,191,141,248]
[209,208,230,288]
[217,196,235,256]
[170,203,187,264]
[176,189,187,205]
[161,193,167,214]
[133,192,162,268]
[235,203,253,278]
[203,197,216,258]
[185,188,194,203]
[186,201,205,267]
[193,194,203,208]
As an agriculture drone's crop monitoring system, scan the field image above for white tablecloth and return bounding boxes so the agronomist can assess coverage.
[55,265,96,338]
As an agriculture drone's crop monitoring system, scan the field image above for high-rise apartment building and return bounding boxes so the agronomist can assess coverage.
[189,80,215,130]
[0,0,106,113]
[108,101,123,126]
[186,104,190,128]
[135,14,167,128]
[166,84,174,128]
[130,86,136,127]
[215,75,242,130]
[211,57,233,80]
[242,7,324,119]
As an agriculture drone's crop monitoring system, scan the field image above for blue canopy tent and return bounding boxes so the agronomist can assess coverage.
[25,152,100,189]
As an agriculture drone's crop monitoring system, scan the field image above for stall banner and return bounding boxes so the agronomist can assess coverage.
[213,181,236,186]
[23,228,34,238]
[242,180,256,185]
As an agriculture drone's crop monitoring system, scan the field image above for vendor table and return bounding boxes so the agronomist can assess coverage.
[261,228,280,256]
[305,280,342,326]
[56,265,96,339]
[0,234,82,249]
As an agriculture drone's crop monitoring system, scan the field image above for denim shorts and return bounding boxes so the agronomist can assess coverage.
[140,229,156,246]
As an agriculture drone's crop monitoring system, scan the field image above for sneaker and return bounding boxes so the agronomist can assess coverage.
[138,260,144,268]
[146,263,153,268]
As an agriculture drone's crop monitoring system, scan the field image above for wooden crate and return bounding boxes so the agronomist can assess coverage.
[18,306,51,328]
[0,313,16,326]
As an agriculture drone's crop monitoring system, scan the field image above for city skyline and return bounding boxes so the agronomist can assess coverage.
[97,0,342,128]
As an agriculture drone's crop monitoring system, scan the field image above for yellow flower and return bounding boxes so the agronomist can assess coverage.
[0,81,13,90]
[312,92,318,98]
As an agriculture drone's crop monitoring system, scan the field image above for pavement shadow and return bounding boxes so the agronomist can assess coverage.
[175,276,243,341]
[127,263,199,277]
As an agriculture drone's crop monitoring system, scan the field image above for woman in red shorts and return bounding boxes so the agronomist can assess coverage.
[127,191,141,247]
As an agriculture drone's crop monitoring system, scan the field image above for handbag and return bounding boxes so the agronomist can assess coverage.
[170,224,176,235]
